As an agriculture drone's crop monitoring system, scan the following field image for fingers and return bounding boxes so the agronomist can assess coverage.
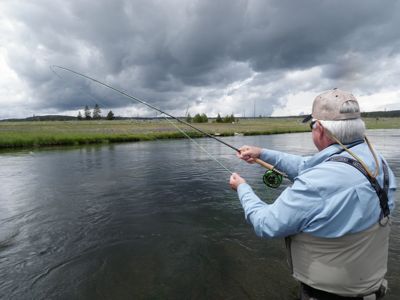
[230,173,238,190]
[237,145,259,163]
[229,172,246,190]
[229,172,237,183]
[238,145,251,154]
[238,145,250,159]
[236,151,254,162]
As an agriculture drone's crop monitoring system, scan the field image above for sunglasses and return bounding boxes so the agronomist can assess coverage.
[309,120,317,130]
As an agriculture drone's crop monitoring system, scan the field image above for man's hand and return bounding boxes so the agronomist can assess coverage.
[230,172,246,190]
[237,145,262,163]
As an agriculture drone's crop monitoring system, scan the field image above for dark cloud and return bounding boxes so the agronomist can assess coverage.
[1,0,400,118]
[232,0,400,70]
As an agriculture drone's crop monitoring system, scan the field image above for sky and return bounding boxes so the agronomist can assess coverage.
[1,0,400,120]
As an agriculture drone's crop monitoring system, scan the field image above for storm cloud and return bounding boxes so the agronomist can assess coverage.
[1,0,400,119]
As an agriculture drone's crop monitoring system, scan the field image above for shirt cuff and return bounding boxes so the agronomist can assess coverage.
[237,182,254,201]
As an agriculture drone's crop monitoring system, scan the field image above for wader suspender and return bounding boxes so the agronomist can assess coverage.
[327,156,390,222]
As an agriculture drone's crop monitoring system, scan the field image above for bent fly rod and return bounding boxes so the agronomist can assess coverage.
[51,65,286,188]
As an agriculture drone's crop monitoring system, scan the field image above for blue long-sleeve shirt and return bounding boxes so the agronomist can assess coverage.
[237,142,397,238]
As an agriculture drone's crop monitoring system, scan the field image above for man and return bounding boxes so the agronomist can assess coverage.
[229,89,396,299]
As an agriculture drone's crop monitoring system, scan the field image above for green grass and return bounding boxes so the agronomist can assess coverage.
[363,117,400,129]
[0,117,399,149]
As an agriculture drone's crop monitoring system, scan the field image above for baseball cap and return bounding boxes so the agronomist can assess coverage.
[302,88,361,123]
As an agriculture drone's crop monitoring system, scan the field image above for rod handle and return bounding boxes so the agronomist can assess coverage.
[254,158,275,170]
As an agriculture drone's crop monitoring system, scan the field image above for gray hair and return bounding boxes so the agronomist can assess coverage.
[319,100,365,144]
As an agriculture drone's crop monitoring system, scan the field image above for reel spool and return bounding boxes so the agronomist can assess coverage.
[262,170,283,188]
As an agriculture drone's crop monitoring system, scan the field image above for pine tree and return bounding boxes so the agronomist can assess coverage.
[106,110,114,120]
[77,111,83,120]
[84,105,92,120]
[93,104,102,120]
[216,113,222,123]
[185,113,192,123]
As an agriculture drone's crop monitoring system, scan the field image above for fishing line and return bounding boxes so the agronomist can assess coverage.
[51,65,110,115]
[50,65,238,151]
[163,117,234,174]
[52,65,233,174]
[50,65,287,188]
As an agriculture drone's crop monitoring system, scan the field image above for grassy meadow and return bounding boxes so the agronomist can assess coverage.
[0,117,399,149]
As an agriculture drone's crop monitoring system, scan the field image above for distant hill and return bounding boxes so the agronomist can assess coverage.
[28,115,77,121]
[295,110,400,119]
[1,115,77,122]
[361,110,400,118]
[1,110,400,122]
[0,115,163,122]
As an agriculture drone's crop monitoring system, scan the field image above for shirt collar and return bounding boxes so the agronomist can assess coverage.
[300,139,365,172]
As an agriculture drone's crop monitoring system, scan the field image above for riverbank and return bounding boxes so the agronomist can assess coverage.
[0,117,399,149]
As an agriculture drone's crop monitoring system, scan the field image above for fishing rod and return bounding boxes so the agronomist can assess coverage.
[51,65,287,188]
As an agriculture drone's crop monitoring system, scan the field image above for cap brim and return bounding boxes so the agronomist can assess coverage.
[302,114,312,123]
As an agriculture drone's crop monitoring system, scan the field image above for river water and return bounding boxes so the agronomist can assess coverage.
[0,129,399,299]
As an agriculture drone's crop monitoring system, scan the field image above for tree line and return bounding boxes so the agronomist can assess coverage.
[77,105,237,123]
[185,113,237,123]
[77,104,114,120]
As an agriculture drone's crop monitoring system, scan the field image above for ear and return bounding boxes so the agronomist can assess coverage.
[317,122,335,145]
[315,121,324,137]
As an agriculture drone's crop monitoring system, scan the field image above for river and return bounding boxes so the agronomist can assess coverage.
[0,129,399,299]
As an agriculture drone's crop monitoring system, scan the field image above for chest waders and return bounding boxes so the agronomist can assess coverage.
[285,156,390,298]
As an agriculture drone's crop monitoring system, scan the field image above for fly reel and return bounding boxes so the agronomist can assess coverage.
[262,169,283,188]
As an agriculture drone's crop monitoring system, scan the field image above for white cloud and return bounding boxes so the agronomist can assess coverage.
[359,91,400,112]
[272,91,316,117]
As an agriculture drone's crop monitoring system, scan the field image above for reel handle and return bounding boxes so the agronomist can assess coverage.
[254,158,286,178]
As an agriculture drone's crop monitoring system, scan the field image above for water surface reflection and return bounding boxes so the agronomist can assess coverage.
[0,130,399,299]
